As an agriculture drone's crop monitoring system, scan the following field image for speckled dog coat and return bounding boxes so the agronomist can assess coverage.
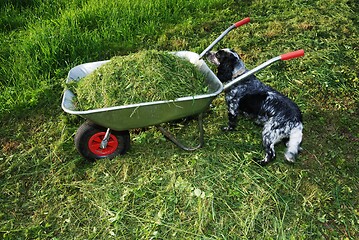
[207,49,303,165]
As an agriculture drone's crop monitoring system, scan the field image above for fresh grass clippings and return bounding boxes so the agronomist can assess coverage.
[70,50,207,110]
[1,0,359,239]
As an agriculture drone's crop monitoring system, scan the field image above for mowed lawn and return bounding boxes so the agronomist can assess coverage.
[0,0,358,239]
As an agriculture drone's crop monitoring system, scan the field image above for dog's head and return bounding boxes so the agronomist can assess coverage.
[206,48,246,82]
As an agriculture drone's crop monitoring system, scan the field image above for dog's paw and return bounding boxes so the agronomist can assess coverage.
[285,152,296,163]
[254,158,270,166]
[221,126,236,132]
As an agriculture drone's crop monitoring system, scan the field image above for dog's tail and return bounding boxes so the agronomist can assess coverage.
[285,123,303,162]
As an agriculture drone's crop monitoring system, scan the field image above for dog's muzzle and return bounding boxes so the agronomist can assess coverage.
[206,51,220,66]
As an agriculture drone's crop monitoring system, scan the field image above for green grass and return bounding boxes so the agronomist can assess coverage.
[1,0,358,239]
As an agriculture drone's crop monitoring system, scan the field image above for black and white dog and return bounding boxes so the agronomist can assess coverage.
[207,49,303,165]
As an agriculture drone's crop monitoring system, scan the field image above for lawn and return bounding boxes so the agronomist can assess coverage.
[0,0,358,239]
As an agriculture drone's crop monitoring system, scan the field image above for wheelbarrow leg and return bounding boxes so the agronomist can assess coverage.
[100,128,111,149]
[156,113,204,151]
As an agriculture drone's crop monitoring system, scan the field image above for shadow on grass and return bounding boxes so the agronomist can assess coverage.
[301,107,359,167]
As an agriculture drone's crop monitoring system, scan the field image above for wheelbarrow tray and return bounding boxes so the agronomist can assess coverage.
[61,51,223,131]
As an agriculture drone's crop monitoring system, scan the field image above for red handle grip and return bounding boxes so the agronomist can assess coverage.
[234,17,250,28]
[280,49,305,60]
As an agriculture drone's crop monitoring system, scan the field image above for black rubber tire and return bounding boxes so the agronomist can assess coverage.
[74,121,130,161]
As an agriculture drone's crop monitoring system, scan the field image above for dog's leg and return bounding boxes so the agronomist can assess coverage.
[258,137,275,166]
[223,96,240,131]
[222,112,238,131]
[257,124,279,165]
[284,125,303,162]
[262,143,275,165]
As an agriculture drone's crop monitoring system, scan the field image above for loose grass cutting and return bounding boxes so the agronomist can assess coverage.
[2,0,359,238]
[62,17,305,161]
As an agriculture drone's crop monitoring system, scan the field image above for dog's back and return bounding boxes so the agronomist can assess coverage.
[233,78,302,125]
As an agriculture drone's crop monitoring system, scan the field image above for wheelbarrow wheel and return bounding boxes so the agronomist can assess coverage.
[74,121,130,161]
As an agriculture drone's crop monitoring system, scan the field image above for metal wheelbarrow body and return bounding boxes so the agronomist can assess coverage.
[62,51,223,131]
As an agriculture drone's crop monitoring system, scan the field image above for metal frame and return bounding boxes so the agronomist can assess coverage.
[156,114,204,151]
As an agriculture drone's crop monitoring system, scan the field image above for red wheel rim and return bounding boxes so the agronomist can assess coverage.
[88,132,119,156]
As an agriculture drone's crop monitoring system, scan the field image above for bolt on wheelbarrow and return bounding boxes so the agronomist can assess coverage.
[61,17,304,161]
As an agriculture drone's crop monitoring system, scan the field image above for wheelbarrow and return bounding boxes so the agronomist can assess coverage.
[61,17,304,161]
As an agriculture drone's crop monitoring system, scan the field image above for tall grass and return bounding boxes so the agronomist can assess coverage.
[0,0,224,114]
[1,0,358,239]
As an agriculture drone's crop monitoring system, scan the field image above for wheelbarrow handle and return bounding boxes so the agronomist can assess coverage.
[234,17,251,28]
[199,17,250,59]
[281,49,305,60]
[223,49,305,91]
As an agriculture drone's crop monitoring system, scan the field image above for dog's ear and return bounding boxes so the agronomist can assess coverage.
[217,64,233,82]
[216,50,239,82]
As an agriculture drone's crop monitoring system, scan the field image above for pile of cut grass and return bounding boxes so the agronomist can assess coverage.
[69,50,208,110]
